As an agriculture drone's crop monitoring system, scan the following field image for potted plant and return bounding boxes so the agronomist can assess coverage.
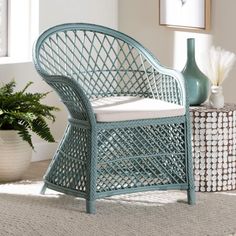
[0,80,58,182]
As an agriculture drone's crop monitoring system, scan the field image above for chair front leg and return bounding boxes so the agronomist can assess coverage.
[185,118,196,205]
[86,128,98,214]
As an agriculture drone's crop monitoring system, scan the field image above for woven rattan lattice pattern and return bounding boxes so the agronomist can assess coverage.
[96,123,186,193]
[33,23,195,214]
[45,124,88,193]
[51,82,89,120]
[37,26,183,104]
[97,124,185,162]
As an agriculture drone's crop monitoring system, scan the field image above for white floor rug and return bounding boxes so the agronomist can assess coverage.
[0,180,236,236]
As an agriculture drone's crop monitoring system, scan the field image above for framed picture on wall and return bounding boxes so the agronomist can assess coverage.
[159,0,211,31]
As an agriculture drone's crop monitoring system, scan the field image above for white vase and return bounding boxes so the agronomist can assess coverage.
[209,85,224,109]
[0,130,32,182]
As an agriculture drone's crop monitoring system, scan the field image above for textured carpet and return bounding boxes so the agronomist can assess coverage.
[0,181,236,236]
[0,162,236,236]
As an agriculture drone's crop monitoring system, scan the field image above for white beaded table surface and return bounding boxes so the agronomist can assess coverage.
[189,103,236,192]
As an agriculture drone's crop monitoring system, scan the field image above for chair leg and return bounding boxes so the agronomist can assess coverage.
[187,161,196,205]
[187,153,196,205]
[186,150,196,205]
[86,200,96,214]
[185,115,196,205]
[186,148,196,205]
[187,187,196,205]
[40,183,47,195]
[85,129,97,214]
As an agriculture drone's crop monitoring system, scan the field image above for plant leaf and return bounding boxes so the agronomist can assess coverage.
[0,80,58,148]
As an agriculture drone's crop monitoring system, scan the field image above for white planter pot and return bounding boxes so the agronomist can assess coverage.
[0,130,32,182]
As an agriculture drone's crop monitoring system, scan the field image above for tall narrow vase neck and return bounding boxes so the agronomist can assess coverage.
[187,38,196,63]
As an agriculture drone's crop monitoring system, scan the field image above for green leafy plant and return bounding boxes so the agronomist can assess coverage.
[0,80,59,149]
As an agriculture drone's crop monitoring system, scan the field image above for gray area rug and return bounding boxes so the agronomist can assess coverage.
[0,181,236,236]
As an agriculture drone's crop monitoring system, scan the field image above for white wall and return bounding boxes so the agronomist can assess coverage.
[0,0,118,161]
[210,0,236,103]
[119,0,173,67]
[118,0,236,103]
[2,0,236,161]
[39,0,117,32]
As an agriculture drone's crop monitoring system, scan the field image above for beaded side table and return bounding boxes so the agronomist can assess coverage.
[190,103,236,192]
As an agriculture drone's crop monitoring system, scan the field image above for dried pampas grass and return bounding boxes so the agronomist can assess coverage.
[206,46,236,86]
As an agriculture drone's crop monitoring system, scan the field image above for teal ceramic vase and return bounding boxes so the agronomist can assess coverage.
[182,38,209,106]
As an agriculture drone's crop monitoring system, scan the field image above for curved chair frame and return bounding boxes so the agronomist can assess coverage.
[33,23,195,213]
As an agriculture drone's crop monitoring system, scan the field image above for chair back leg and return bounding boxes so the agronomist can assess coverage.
[40,183,47,195]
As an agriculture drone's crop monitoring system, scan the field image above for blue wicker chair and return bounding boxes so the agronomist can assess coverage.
[33,23,195,214]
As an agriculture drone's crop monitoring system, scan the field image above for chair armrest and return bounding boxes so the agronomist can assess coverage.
[40,74,97,126]
[155,66,187,107]
[140,54,186,108]
[121,35,187,108]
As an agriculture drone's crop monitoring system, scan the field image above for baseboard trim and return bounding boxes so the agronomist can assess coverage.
[31,141,59,162]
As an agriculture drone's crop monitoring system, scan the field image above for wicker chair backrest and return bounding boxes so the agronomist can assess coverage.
[33,23,184,105]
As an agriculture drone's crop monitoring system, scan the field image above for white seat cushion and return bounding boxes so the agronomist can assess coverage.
[91,96,185,122]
